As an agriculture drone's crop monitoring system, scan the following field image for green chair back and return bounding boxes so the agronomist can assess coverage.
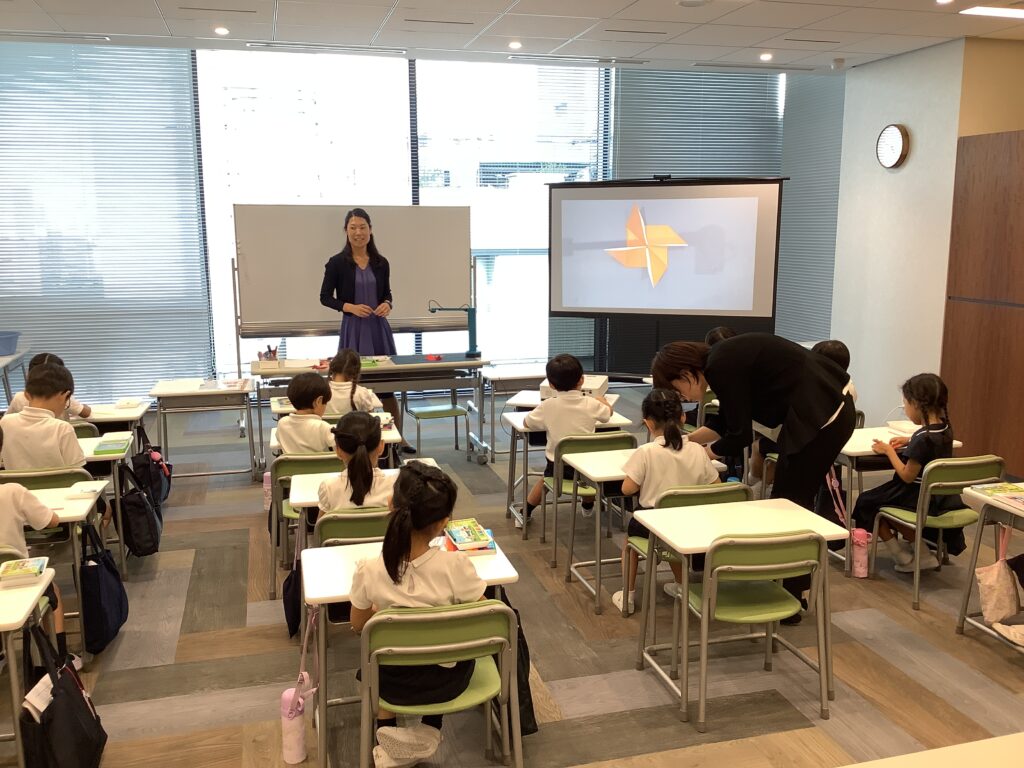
[314,508,390,545]
[705,531,824,583]
[0,467,93,490]
[919,455,1003,503]
[73,422,99,439]
[269,453,343,508]
[855,410,866,429]
[698,389,718,426]
[0,547,24,565]
[655,482,754,509]
[553,431,638,483]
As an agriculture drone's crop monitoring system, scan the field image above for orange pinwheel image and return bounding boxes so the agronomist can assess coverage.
[605,204,687,287]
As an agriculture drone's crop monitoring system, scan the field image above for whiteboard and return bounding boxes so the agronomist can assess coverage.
[234,204,471,337]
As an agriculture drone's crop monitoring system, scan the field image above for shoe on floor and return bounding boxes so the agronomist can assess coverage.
[612,590,636,615]
[376,724,442,763]
[400,445,417,455]
[894,549,940,573]
[663,582,683,599]
[373,745,418,768]
[580,502,595,519]
[882,536,914,567]
[780,612,802,626]
[513,513,531,529]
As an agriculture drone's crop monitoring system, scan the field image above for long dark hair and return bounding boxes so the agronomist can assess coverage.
[643,388,685,450]
[341,207,384,265]
[901,373,949,426]
[651,341,710,392]
[332,412,382,506]
[383,462,458,584]
[330,348,362,412]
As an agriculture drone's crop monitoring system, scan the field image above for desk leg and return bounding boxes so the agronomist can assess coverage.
[593,484,603,615]
[112,461,127,572]
[823,563,835,700]
[72,522,85,656]
[5,630,24,768]
[636,533,657,671]
[1,368,11,403]
[679,556,690,720]
[255,381,266,473]
[505,431,517,520]
[317,606,329,768]
[844,463,855,577]
[489,381,496,463]
[245,395,258,481]
[957,507,988,633]
[159,400,169,461]
[520,436,530,540]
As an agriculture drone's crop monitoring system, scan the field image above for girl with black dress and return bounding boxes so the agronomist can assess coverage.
[852,373,961,572]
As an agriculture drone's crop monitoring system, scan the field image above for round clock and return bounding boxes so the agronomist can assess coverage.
[876,124,909,169]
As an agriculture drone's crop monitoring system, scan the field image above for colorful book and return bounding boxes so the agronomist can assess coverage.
[360,357,379,368]
[444,529,496,556]
[0,557,48,584]
[94,437,131,455]
[973,483,1024,497]
[444,518,493,551]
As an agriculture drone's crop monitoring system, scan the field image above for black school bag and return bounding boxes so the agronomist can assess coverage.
[131,425,172,514]
[118,464,163,557]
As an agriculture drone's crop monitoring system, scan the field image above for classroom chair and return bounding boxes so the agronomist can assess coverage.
[268,453,343,600]
[696,389,718,429]
[358,600,524,768]
[544,431,637,567]
[684,531,830,732]
[73,422,99,439]
[405,396,470,455]
[624,483,754,620]
[869,454,1003,610]
[313,508,391,548]
[0,467,94,549]
[0,546,59,649]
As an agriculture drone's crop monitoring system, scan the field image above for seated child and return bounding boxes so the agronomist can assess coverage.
[277,372,334,454]
[613,389,720,615]
[317,411,397,517]
[0,363,86,470]
[521,354,612,526]
[350,462,484,768]
[323,348,383,418]
[0,423,72,659]
[4,353,92,420]
[852,373,960,572]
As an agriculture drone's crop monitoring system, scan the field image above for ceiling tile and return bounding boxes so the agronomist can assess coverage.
[37,0,161,15]
[905,13,1022,36]
[642,42,742,60]
[804,8,940,33]
[713,2,846,28]
[581,19,697,43]
[53,15,171,35]
[164,18,273,39]
[486,14,599,38]
[277,2,390,29]
[273,24,376,45]
[984,23,1024,40]
[384,8,498,33]
[551,39,655,57]
[792,50,888,67]
[616,0,753,25]
[375,29,479,48]
[511,0,635,15]
[398,0,510,10]
[157,1,275,23]
[673,24,788,46]
[465,35,560,54]
[845,33,950,54]
[757,29,872,50]
[0,12,62,32]
[715,46,818,64]
[867,0,961,9]
[0,1,50,12]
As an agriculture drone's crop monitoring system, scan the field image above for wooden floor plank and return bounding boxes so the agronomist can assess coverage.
[102,725,242,768]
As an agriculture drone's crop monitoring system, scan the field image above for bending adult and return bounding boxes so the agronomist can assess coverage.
[320,207,412,451]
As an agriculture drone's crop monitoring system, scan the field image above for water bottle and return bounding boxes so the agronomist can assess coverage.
[280,680,307,764]
[852,528,872,578]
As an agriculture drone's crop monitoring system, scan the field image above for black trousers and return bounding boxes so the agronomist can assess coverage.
[770,394,856,598]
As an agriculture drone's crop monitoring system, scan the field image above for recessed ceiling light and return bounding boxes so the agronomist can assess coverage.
[214,26,230,36]
[759,52,774,62]
[935,0,954,4]
[961,5,1024,17]
[508,40,523,50]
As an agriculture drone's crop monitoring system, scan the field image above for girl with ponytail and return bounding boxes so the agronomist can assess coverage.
[317,412,395,516]
[349,462,485,766]
[324,348,384,418]
[612,389,722,615]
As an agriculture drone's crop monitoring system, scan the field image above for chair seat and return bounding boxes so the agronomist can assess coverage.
[880,506,979,529]
[282,500,300,520]
[626,535,681,563]
[407,405,468,419]
[380,657,500,716]
[688,580,801,624]
[38,596,50,613]
[543,478,597,497]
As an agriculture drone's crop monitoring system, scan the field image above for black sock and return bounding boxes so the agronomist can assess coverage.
[56,632,67,659]
[525,502,537,518]
[421,714,443,731]
[377,716,397,731]
[582,500,594,510]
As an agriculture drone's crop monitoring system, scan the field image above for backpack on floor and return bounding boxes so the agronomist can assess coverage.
[131,425,172,514]
[118,464,163,557]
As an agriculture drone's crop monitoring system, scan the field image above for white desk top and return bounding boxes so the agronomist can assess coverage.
[269,398,393,424]
[289,469,393,509]
[0,568,55,632]
[480,363,547,382]
[564,447,725,483]
[270,422,402,453]
[78,431,133,462]
[252,356,490,379]
[301,540,518,606]
[28,480,109,523]
[0,346,30,370]
[505,389,620,410]
[849,733,1024,767]
[72,399,152,423]
[149,378,253,397]
[963,486,1024,520]
[841,427,963,458]
[501,408,632,434]
[634,498,848,555]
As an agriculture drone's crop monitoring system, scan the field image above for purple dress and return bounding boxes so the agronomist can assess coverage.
[339,265,396,355]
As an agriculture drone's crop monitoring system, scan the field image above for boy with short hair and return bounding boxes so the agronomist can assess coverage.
[0,363,86,470]
[277,372,335,454]
[520,354,612,527]
[5,353,92,419]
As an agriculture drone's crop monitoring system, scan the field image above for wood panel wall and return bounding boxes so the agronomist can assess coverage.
[942,129,1024,478]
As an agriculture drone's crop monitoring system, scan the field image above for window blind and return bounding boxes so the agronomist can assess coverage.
[0,43,212,405]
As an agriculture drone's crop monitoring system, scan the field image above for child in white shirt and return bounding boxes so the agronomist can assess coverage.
[351,462,484,768]
[323,348,383,418]
[613,389,720,615]
[4,352,92,421]
[276,373,335,454]
[0,423,71,659]
[0,363,86,470]
[318,411,397,516]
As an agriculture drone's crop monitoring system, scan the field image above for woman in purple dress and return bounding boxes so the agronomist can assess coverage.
[321,208,413,452]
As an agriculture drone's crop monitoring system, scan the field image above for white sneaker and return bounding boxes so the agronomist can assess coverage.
[373,745,417,768]
[882,536,914,567]
[376,724,442,763]
[663,582,683,599]
[514,514,530,529]
[612,590,636,615]
[581,504,595,518]
[894,549,940,573]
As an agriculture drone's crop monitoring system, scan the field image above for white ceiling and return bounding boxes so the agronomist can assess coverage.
[1,0,1024,72]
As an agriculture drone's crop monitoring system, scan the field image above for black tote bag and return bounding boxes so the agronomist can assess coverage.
[80,523,129,654]
[118,464,163,557]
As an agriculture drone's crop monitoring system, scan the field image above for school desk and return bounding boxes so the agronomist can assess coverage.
[504,390,621,410]
[78,431,133,571]
[957,487,1024,655]
[269,419,403,467]
[478,363,547,462]
[633,498,847,720]
[71,398,152,433]
[301,540,519,768]
[0,567,55,768]
[0,346,30,405]
[148,378,260,481]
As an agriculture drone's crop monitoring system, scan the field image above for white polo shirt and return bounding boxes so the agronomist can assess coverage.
[318,467,397,512]
[324,381,382,418]
[522,390,612,461]
[276,413,335,454]
[0,483,55,557]
[0,406,86,470]
[623,436,720,509]
[350,547,485,611]
[6,391,87,421]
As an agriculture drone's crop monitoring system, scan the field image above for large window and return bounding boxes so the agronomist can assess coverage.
[0,44,212,403]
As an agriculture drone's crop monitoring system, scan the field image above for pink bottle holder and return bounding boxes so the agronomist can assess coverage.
[852,528,872,578]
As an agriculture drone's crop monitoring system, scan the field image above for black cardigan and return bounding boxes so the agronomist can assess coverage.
[319,252,393,314]
[706,333,851,457]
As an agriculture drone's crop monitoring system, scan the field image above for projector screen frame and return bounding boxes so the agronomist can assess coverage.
[547,177,785,322]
